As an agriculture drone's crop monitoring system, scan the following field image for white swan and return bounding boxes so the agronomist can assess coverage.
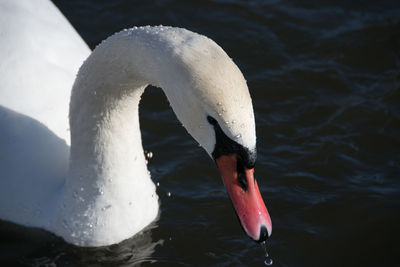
[0,0,271,247]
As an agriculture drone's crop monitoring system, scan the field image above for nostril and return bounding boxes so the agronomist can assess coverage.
[257,225,269,243]
[236,158,248,191]
[237,170,248,190]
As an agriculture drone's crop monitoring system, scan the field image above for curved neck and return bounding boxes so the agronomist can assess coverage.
[68,29,172,189]
[56,28,177,245]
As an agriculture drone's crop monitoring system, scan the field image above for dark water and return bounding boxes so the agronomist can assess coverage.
[1,0,400,266]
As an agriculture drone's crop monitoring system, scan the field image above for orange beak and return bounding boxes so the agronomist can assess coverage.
[216,154,272,242]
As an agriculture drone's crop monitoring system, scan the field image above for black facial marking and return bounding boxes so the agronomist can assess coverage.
[207,115,256,168]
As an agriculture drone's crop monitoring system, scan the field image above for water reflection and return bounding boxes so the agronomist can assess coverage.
[0,220,162,266]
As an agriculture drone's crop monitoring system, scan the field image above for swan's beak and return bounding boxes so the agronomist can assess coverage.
[216,154,272,242]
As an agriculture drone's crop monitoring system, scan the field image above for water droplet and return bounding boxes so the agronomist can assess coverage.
[261,241,274,266]
[146,151,153,159]
[88,224,93,228]
[264,258,273,266]
[99,189,104,195]
[108,178,113,183]
[167,192,171,197]
[80,187,84,191]
[232,120,236,124]
[102,204,112,211]
[217,102,222,106]
[156,182,160,187]
[235,134,241,138]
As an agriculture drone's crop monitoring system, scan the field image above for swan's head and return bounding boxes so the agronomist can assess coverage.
[158,28,272,242]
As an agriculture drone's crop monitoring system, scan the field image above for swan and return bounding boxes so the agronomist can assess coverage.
[0,0,272,247]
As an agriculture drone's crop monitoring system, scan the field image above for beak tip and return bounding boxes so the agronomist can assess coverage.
[256,225,270,243]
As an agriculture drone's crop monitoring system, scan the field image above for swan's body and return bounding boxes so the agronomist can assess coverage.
[0,0,90,143]
[0,0,271,247]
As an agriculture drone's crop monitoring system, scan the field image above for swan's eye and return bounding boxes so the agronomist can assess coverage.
[207,116,217,125]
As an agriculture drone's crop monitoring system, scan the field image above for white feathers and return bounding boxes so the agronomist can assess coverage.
[0,0,90,145]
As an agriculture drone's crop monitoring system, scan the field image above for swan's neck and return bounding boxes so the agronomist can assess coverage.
[55,29,173,246]
[69,44,154,200]
[69,84,149,201]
